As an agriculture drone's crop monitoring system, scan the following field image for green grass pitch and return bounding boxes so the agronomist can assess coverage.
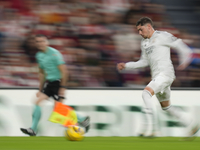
[0,137,200,150]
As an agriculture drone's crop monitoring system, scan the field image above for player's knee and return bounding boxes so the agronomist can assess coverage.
[35,99,43,105]
[35,93,48,105]
[142,90,152,99]
[144,86,154,95]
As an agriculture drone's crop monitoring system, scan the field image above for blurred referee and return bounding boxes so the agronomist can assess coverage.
[20,35,90,136]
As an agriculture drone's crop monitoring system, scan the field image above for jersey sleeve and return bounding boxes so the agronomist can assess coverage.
[125,48,149,70]
[164,33,192,65]
[35,54,44,69]
[53,52,65,66]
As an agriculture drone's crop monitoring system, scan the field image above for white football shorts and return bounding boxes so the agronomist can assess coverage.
[147,74,174,102]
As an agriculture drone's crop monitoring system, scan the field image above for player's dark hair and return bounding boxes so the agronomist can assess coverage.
[136,17,153,27]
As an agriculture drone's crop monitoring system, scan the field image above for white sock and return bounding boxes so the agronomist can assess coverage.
[142,90,153,112]
[163,105,191,126]
[142,90,154,135]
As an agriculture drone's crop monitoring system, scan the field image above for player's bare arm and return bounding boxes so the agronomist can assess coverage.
[166,35,193,71]
[58,64,67,97]
[37,68,46,97]
[177,61,191,70]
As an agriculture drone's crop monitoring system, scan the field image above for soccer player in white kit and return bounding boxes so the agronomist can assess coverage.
[117,17,199,138]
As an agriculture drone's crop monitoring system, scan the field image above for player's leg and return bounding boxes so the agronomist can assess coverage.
[20,82,50,136]
[139,86,155,137]
[158,87,191,126]
[20,93,49,136]
[143,87,154,109]
[140,75,174,137]
[159,87,200,138]
[160,100,191,127]
[31,93,49,131]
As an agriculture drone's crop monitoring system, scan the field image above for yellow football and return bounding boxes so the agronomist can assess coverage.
[65,126,85,141]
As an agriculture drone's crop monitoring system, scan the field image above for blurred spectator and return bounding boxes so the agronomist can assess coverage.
[0,0,200,88]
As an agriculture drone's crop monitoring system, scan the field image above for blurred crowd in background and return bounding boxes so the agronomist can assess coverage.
[0,0,200,88]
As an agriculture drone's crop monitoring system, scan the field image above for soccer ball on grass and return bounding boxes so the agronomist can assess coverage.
[65,126,85,141]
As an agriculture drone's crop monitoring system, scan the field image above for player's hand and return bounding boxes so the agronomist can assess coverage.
[117,63,126,71]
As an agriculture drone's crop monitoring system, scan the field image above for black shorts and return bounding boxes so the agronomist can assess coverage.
[42,80,61,101]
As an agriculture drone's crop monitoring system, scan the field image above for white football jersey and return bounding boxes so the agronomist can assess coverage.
[125,30,192,79]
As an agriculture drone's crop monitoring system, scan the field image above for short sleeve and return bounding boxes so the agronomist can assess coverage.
[162,32,179,48]
[53,52,65,65]
[162,32,192,65]
[36,54,44,69]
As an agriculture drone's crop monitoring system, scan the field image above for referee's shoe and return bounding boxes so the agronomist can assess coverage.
[20,128,36,136]
[79,116,90,133]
